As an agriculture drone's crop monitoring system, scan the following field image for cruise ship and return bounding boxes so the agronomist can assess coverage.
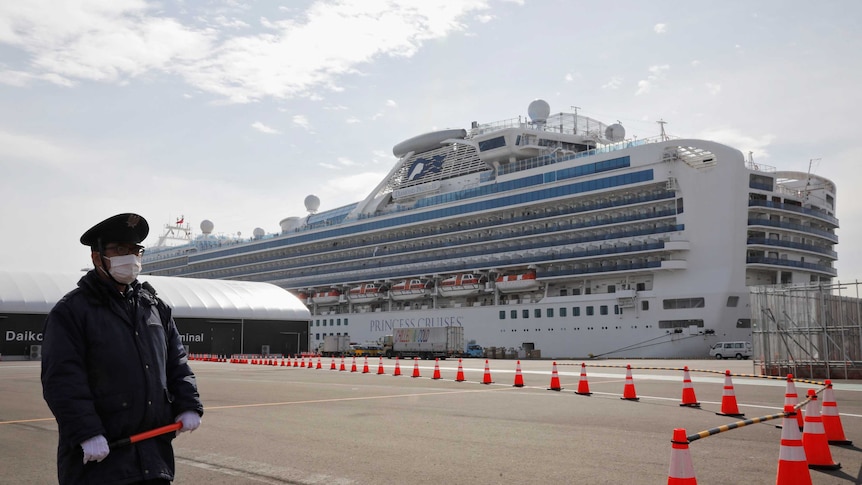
[141,100,839,359]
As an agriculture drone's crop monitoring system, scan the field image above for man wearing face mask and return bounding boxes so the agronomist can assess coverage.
[41,213,203,485]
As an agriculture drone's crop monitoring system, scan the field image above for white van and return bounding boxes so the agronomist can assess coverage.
[709,341,752,360]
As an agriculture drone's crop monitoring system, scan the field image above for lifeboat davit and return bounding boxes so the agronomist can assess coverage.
[311,288,341,305]
[437,273,482,297]
[348,283,385,301]
[389,279,431,301]
[495,270,539,293]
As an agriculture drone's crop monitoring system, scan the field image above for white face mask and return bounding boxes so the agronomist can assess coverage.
[103,254,142,284]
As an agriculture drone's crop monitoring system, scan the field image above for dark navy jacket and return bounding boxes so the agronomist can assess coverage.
[41,270,203,484]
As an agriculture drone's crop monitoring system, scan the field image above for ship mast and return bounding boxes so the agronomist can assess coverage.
[155,216,193,247]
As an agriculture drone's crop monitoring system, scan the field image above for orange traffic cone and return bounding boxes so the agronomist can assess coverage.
[666,428,697,484]
[679,366,700,408]
[350,356,358,372]
[455,358,466,382]
[393,357,402,376]
[548,362,562,391]
[776,405,812,485]
[293,356,298,367]
[513,360,525,387]
[339,356,346,371]
[821,379,852,445]
[316,356,322,369]
[411,357,421,378]
[432,358,441,380]
[481,359,494,384]
[621,364,639,401]
[362,356,370,374]
[716,370,744,418]
[784,374,804,430]
[330,357,336,370]
[300,356,306,368]
[280,357,286,367]
[575,363,592,396]
[802,389,840,470]
[377,356,385,375]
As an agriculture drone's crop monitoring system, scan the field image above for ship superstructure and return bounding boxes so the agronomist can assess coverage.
[142,100,838,358]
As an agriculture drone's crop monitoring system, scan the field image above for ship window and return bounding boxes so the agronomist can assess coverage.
[726,296,739,307]
[573,307,580,317]
[559,307,567,317]
[586,306,594,316]
[523,309,530,319]
[344,318,348,327]
[677,198,684,214]
[336,319,341,326]
[478,136,506,152]
[315,333,319,340]
[546,308,554,318]
[663,297,705,309]
[499,310,506,320]
[614,305,620,315]
[322,320,326,327]
[637,283,646,291]
[535,309,542,318]
[585,288,592,295]
[642,301,649,311]
[737,318,751,328]
[608,285,616,293]
[658,319,704,329]
[511,310,518,319]
[572,288,581,296]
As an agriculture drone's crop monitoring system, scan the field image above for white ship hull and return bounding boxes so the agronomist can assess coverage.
[143,101,838,359]
[320,291,751,359]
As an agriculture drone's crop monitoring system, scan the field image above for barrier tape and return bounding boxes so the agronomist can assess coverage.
[558,363,825,386]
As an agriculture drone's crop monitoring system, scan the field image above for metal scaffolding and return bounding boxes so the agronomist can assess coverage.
[751,280,862,379]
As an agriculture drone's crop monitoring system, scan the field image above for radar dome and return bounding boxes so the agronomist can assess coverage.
[200,220,214,234]
[605,123,626,142]
[304,194,320,213]
[253,227,265,239]
[527,99,551,123]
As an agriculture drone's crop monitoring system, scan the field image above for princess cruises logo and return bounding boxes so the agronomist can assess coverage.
[406,155,445,181]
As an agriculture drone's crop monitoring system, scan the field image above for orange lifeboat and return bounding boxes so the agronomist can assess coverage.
[312,288,341,305]
[495,270,539,293]
[390,279,431,301]
[347,283,385,301]
[437,273,482,297]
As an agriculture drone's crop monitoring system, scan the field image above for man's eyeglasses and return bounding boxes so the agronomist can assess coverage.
[104,244,145,256]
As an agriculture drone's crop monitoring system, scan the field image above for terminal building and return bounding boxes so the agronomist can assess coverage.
[0,271,311,360]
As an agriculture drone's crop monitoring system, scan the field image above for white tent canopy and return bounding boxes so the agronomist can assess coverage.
[0,271,310,321]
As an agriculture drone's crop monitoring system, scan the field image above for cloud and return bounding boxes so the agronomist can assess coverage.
[602,76,622,90]
[251,121,280,134]
[635,64,669,95]
[696,127,775,160]
[385,99,397,108]
[0,1,492,102]
[654,23,667,34]
[706,83,721,95]
[292,114,311,130]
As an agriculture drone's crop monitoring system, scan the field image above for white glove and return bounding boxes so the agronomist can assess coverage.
[81,435,109,464]
[175,410,201,433]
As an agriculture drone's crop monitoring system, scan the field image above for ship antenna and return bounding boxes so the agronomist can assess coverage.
[657,119,668,141]
[570,106,580,134]
[804,158,821,203]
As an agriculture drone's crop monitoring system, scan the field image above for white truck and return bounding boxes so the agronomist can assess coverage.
[380,326,465,360]
[318,335,351,357]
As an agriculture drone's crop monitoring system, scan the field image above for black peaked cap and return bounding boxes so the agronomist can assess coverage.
[80,213,149,247]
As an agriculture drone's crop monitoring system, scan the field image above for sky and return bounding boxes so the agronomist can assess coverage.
[1,0,861,279]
